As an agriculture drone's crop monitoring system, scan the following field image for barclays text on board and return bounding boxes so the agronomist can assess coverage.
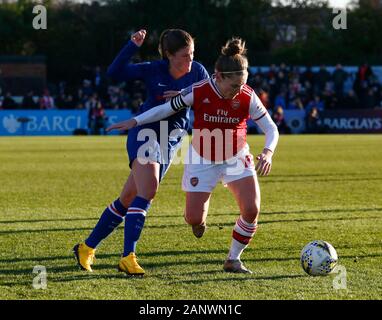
[0,109,381,136]
[0,110,133,136]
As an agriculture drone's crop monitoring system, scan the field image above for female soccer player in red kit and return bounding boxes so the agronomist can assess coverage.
[108,38,279,273]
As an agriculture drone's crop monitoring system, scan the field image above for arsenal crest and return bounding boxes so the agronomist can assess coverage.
[231,100,240,110]
[190,177,199,187]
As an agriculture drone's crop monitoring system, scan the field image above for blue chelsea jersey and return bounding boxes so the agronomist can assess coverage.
[107,40,210,133]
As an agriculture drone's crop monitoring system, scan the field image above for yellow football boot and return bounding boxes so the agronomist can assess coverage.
[118,252,145,276]
[73,243,96,272]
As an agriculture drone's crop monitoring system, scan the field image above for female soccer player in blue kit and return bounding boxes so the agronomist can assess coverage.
[73,29,209,275]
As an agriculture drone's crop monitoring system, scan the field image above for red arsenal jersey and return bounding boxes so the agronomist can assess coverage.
[190,79,256,162]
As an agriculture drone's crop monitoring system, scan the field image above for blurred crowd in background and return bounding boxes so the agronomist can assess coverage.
[1,63,381,134]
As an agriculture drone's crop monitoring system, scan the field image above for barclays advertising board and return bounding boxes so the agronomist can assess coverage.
[0,110,133,136]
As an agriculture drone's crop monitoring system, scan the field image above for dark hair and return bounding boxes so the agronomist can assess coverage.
[158,29,194,59]
[215,37,248,78]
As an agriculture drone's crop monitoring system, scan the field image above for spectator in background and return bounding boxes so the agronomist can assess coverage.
[258,90,270,110]
[40,89,55,110]
[306,94,324,113]
[274,91,287,110]
[22,90,38,109]
[130,94,143,114]
[301,65,315,87]
[117,88,131,109]
[93,66,107,98]
[88,99,107,135]
[82,79,93,98]
[288,96,304,110]
[353,63,373,99]
[55,93,67,109]
[332,64,348,99]
[305,107,327,133]
[370,76,382,107]
[272,106,291,134]
[306,106,319,133]
[76,88,87,107]
[314,65,331,94]
[2,92,18,109]
[267,64,277,80]
[322,88,338,110]
[64,94,75,108]
[276,70,288,93]
[85,93,100,113]
[363,88,377,109]
[341,90,360,109]
[279,62,289,75]
[358,63,373,82]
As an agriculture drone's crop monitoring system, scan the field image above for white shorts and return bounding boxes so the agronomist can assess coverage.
[182,143,257,192]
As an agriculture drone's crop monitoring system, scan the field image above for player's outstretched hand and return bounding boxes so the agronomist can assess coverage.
[106,119,137,132]
[131,29,147,47]
[255,148,273,176]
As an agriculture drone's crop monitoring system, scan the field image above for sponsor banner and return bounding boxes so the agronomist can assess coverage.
[283,110,306,133]
[320,109,382,133]
[0,109,133,136]
[247,109,306,134]
[191,109,306,134]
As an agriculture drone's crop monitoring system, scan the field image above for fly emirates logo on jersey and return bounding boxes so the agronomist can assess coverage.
[203,109,240,124]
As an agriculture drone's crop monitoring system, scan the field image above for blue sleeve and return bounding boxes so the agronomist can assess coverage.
[106,40,151,82]
[198,63,210,81]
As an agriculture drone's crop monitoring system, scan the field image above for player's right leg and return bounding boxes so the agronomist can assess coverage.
[73,174,137,272]
[184,192,211,238]
[182,148,220,238]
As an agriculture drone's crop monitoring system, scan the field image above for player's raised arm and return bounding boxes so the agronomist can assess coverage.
[106,90,193,132]
[106,29,150,82]
[249,92,279,176]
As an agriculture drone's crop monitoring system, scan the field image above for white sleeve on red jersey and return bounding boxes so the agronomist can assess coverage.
[134,87,194,126]
[249,92,279,153]
[249,92,267,120]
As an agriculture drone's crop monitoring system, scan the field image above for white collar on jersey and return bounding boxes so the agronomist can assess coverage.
[210,75,225,99]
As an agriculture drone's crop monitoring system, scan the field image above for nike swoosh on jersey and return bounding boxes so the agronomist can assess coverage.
[158,83,167,87]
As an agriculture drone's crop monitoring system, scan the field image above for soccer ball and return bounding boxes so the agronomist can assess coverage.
[300,240,338,276]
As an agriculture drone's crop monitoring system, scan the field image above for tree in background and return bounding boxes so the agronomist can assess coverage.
[0,0,381,85]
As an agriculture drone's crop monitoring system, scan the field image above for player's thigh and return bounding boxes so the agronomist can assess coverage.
[226,175,260,223]
[131,159,160,200]
[119,173,137,208]
[184,192,211,225]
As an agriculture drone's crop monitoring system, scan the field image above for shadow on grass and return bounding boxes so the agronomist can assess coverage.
[260,177,382,184]
[0,218,100,224]
[265,173,381,178]
[2,148,119,154]
[167,274,306,285]
[1,207,381,224]
[0,240,381,265]
[2,213,381,235]
[1,252,380,286]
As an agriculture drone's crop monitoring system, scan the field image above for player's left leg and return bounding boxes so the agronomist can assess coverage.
[224,175,260,273]
[73,174,137,272]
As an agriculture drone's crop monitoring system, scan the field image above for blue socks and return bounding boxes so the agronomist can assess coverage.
[85,199,127,249]
[123,196,151,257]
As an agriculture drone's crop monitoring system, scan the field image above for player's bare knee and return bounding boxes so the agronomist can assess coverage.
[242,205,259,223]
[120,189,137,207]
[184,213,204,226]
[139,181,159,201]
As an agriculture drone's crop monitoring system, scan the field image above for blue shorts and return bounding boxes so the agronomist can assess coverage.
[127,126,184,181]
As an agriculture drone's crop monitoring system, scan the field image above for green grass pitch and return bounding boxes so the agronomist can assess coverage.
[0,134,381,300]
